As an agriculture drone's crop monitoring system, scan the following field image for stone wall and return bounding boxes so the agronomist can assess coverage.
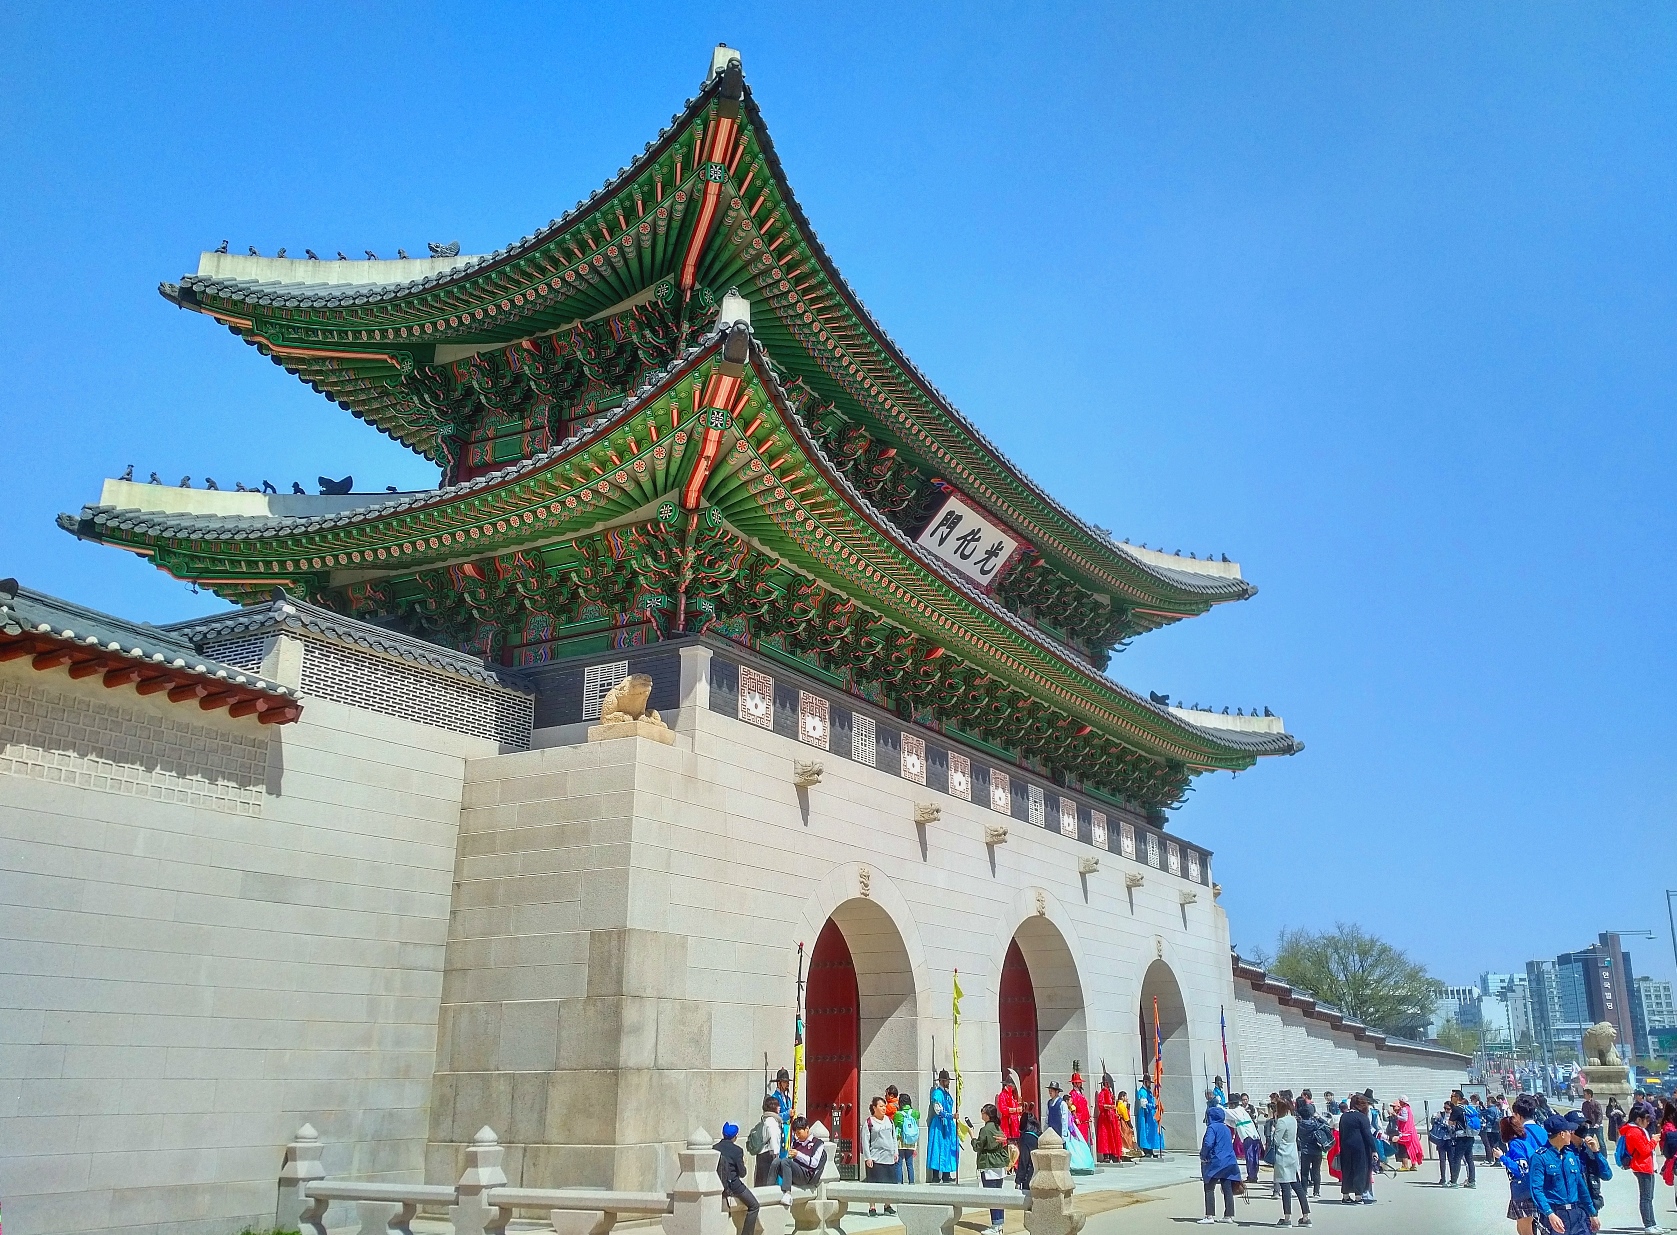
[428,645,1235,1189]
[1232,983,1467,1110]
[0,654,496,1235]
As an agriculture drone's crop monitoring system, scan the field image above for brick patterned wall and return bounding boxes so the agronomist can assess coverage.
[299,638,533,748]
[0,673,269,816]
[1234,985,1466,1109]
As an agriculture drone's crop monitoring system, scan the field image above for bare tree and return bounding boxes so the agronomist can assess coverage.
[1270,922,1442,1038]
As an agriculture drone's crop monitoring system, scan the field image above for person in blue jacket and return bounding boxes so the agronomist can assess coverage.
[1197,1106,1242,1225]
[1499,1095,1548,1235]
[1528,1114,1600,1235]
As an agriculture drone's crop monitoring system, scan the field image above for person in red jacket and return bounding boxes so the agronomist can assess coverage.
[1619,1101,1659,1234]
[996,1074,1022,1141]
[1067,1072,1093,1145]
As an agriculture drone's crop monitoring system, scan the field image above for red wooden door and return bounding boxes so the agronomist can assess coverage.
[806,919,860,1171]
[999,939,1040,1116]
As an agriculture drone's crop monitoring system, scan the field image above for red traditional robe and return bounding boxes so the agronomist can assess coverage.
[996,1084,1022,1140]
[1067,1087,1091,1144]
[1096,1082,1124,1158]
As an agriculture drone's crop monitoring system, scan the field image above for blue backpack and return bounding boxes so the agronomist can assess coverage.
[898,1109,920,1146]
[1617,1134,1633,1170]
[1465,1106,1482,1133]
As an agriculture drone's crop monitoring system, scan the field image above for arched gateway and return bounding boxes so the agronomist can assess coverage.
[804,898,916,1175]
[998,915,1087,1117]
[1138,958,1194,1148]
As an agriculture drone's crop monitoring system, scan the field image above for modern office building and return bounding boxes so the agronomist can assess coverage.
[1634,976,1677,1058]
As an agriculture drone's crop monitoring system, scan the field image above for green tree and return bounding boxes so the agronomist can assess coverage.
[1437,1017,1481,1056]
[1269,923,1443,1037]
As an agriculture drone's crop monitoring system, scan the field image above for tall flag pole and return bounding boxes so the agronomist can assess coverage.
[1152,995,1165,1127]
[1220,1006,1231,1093]
[952,970,965,1141]
[793,942,806,1119]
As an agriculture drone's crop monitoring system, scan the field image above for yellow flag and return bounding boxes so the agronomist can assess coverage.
[952,970,965,1138]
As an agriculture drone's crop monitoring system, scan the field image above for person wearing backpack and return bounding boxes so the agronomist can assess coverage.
[1451,1092,1480,1188]
[749,1096,783,1187]
[1619,1101,1660,1233]
[1431,1105,1457,1186]
[1297,1105,1329,1198]
[895,1092,921,1183]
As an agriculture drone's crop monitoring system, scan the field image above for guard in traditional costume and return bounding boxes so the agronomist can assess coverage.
[1136,1080,1165,1155]
[1096,1071,1125,1162]
[926,1068,959,1182]
[1066,1071,1092,1145]
[996,1073,1022,1141]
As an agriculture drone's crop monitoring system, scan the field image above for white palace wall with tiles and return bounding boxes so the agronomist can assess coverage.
[0,645,499,1235]
[427,643,1237,1191]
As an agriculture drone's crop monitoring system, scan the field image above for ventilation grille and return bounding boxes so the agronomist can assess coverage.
[582,661,630,720]
[298,638,532,747]
[201,636,270,673]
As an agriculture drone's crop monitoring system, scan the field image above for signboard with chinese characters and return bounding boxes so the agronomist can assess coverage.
[915,491,1022,589]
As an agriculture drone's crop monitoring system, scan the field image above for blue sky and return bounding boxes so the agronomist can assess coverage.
[3,4,1674,988]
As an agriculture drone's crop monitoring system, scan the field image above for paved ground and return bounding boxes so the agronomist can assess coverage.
[1072,1154,1672,1235]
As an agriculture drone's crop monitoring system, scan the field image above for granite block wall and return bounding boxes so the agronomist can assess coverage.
[428,647,1236,1185]
[0,657,496,1235]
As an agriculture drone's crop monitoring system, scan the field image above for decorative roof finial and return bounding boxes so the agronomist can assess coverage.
[709,43,742,83]
[718,288,752,330]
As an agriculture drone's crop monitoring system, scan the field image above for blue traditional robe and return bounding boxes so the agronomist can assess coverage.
[1136,1086,1165,1152]
[1046,1095,1068,1137]
[926,1084,959,1173]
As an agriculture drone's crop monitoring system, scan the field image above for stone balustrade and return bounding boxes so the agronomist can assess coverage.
[275,1124,1084,1235]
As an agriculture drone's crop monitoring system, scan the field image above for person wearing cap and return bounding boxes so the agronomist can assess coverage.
[715,1122,760,1235]
[1067,1072,1092,1146]
[770,1067,793,1130]
[1096,1071,1125,1164]
[926,1068,959,1183]
[1212,1076,1227,1106]
[1136,1079,1165,1156]
[1529,1113,1599,1235]
[996,1073,1022,1142]
[1046,1079,1068,1137]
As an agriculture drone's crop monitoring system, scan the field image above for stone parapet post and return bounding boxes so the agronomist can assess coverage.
[665,1128,731,1235]
[451,1126,510,1235]
[276,1123,326,1233]
[1025,1131,1084,1235]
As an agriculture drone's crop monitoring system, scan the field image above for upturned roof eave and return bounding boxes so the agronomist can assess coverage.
[58,327,1293,769]
[155,61,1253,618]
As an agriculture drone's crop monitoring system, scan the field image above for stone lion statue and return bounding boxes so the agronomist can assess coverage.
[599,674,663,726]
[1582,1021,1621,1067]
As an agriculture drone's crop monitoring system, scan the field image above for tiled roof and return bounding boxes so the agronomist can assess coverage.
[1231,954,1470,1064]
[158,63,1254,613]
[58,323,1300,764]
[163,591,532,695]
[0,579,300,722]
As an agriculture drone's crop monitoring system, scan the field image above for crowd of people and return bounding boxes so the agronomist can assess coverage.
[1191,1080,1677,1233]
[712,1067,1677,1235]
[712,1065,1168,1235]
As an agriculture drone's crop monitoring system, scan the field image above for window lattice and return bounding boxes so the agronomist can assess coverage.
[298,639,531,747]
[851,713,876,766]
[582,661,629,720]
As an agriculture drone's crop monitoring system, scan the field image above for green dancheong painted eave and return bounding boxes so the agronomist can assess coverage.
[160,64,1251,655]
[69,330,1285,806]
